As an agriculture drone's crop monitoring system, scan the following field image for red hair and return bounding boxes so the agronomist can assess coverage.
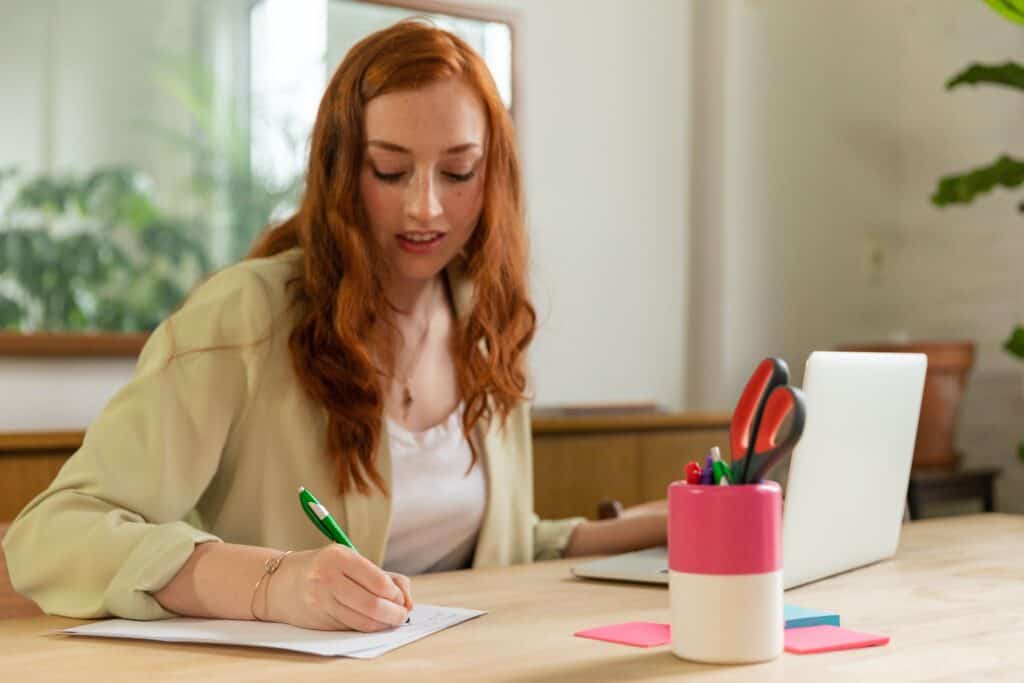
[249,20,534,496]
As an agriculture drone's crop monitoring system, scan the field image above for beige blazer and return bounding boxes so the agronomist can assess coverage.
[3,248,582,620]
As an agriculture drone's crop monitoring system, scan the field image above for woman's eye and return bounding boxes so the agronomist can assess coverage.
[371,167,475,183]
[372,169,405,182]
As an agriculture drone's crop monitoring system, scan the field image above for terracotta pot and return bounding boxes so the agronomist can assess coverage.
[836,341,975,472]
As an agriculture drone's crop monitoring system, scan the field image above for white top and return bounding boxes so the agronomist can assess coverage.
[382,404,486,575]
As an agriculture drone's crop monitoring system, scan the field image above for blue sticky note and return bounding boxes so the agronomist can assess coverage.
[784,605,840,630]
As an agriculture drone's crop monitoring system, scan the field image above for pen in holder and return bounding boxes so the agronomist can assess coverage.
[668,480,783,664]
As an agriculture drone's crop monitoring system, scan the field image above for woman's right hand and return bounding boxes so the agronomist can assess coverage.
[266,544,412,631]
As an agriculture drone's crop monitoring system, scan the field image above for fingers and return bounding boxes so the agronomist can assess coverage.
[291,546,410,632]
[334,547,406,605]
[388,572,414,610]
[323,594,397,633]
[330,572,409,628]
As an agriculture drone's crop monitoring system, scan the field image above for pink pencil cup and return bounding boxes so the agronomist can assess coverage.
[668,480,783,664]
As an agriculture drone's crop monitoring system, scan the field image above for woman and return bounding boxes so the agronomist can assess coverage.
[3,20,667,633]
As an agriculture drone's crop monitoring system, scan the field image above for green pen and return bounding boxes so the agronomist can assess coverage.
[299,486,410,623]
[712,459,734,485]
[298,486,359,553]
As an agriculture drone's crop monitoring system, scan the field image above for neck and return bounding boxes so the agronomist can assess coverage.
[384,273,443,319]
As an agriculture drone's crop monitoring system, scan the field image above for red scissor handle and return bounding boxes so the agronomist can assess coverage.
[754,385,795,451]
[730,358,790,467]
[745,385,807,483]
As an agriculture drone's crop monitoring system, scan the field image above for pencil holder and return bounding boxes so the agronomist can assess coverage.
[668,480,783,664]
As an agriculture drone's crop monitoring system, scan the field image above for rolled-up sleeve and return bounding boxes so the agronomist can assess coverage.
[532,514,585,561]
[2,267,273,620]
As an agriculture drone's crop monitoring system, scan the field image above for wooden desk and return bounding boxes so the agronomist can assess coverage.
[1,514,1021,681]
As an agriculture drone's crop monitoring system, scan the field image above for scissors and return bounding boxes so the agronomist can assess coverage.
[730,357,807,484]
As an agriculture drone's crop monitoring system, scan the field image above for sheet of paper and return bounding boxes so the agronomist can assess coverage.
[64,604,485,658]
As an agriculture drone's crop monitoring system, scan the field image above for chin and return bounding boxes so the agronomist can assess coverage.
[392,256,450,282]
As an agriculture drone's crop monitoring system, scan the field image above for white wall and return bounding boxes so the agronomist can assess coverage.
[0,1,196,189]
[688,0,1024,511]
[689,1,904,409]
[480,0,691,411]
[0,358,135,431]
[0,2,51,171]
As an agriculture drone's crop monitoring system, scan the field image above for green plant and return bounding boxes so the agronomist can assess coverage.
[147,54,304,264]
[930,0,1024,461]
[0,165,210,332]
[0,52,305,334]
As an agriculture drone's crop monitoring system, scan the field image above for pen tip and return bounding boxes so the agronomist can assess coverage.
[298,486,305,493]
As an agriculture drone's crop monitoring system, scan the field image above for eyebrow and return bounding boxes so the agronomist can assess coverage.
[367,140,482,155]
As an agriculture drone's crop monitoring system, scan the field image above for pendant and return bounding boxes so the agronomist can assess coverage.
[402,385,413,416]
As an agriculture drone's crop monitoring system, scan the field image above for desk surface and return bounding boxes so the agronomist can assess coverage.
[2,514,1021,682]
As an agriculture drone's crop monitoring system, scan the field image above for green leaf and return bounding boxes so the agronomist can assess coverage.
[947,61,1024,92]
[931,155,1024,206]
[984,0,1024,25]
[0,294,23,329]
[1004,325,1024,359]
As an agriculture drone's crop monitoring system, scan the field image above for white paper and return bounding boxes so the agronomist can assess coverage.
[63,604,485,658]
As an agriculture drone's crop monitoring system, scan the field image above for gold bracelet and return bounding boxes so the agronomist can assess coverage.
[250,550,293,622]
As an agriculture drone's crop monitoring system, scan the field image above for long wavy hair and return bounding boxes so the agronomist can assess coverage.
[249,20,535,497]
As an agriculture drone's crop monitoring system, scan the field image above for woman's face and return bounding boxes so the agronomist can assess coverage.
[359,78,488,285]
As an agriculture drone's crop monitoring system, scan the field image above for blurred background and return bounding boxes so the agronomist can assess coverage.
[1,0,1022,514]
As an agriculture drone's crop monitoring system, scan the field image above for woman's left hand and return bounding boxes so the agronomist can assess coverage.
[619,499,667,518]
[563,498,668,558]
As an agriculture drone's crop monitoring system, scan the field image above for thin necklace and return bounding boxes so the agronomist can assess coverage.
[393,282,440,420]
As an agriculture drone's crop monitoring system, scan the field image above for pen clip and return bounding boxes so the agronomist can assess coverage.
[301,496,334,540]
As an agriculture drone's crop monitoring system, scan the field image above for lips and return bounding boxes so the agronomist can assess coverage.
[399,231,444,243]
[396,231,446,254]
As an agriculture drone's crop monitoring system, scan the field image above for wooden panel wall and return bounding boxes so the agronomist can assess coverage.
[0,433,81,521]
[0,413,732,522]
[531,418,731,520]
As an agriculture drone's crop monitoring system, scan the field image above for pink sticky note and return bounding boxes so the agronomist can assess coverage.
[784,625,890,654]
[574,621,671,648]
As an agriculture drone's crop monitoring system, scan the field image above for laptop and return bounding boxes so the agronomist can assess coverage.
[571,351,927,590]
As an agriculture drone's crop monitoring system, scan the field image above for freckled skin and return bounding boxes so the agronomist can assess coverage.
[359,78,488,288]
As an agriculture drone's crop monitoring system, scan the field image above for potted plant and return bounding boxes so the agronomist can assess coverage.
[930,0,1024,464]
[0,165,210,332]
[836,341,975,472]
[0,55,303,334]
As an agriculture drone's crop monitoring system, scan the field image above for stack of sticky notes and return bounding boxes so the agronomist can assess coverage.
[781,605,889,654]
[573,621,671,648]
[575,604,890,655]
[784,604,840,629]
[784,625,889,654]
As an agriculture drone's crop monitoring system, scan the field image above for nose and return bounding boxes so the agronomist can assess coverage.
[404,169,443,225]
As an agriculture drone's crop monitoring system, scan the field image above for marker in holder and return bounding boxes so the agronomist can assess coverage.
[668,480,783,664]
